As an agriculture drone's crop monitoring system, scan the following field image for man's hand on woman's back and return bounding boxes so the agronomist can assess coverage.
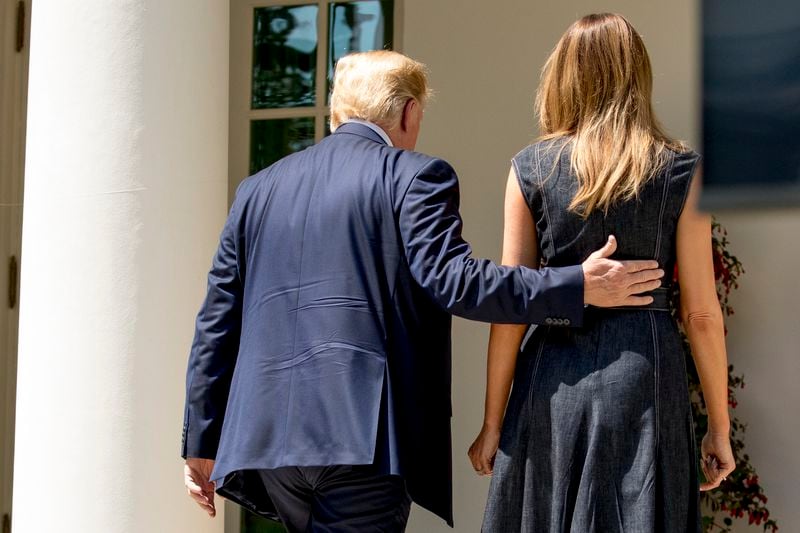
[582,235,665,308]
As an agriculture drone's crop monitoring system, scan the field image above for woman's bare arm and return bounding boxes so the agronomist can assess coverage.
[468,167,537,475]
[676,167,735,489]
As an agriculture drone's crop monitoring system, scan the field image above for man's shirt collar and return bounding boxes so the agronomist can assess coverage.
[341,119,393,147]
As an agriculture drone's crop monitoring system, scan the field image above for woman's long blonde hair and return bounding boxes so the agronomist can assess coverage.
[536,13,685,217]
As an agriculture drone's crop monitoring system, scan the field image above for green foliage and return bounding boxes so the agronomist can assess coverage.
[672,220,777,532]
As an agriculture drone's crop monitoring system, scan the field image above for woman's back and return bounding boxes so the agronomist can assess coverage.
[481,138,704,533]
[476,12,732,533]
[513,138,700,275]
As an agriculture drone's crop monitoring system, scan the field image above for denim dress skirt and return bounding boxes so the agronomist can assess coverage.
[482,140,702,533]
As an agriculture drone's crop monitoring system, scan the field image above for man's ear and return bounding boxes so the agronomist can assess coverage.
[400,98,417,132]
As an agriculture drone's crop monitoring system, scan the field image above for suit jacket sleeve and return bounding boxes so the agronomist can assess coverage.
[181,189,246,459]
[398,158,585,326]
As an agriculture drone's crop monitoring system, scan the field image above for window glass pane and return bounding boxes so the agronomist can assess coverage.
[250,118,315,174]
[252,5,319,109]
[328,1,394,96]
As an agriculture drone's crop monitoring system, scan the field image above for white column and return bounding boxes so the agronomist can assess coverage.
[13,1,229,531]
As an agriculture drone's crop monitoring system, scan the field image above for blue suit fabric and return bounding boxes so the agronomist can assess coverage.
[181,122,585,525]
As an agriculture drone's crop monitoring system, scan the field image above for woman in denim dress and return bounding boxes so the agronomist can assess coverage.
[469,13,735,532]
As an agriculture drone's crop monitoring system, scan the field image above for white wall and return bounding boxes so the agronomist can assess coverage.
[715,211,800,533]
[403,0,798,531]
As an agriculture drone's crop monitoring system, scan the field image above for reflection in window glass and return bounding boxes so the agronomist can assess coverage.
[252,5,319,109]
[328,1,394,95]
[250,118,315,174]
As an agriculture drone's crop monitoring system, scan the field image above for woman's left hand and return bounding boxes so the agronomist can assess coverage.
[700,431,735,491]
[468,425,501,476]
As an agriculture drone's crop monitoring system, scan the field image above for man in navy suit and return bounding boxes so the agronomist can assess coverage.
[182,51,664,531]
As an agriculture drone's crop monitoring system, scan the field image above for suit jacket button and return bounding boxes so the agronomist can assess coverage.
[564,318,571,326]
[545,318,553,325]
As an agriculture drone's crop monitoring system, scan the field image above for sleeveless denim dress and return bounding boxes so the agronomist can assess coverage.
[483,139,702,533]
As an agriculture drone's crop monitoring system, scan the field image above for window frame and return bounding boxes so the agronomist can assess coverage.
[229,0,403,203]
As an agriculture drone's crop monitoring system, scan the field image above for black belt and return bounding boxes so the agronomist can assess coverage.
[598,287,672,312]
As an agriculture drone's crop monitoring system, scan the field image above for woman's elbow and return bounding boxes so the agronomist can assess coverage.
[681,309,724,335]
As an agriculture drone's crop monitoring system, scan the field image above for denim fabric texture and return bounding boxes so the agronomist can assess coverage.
[482,139,703,533]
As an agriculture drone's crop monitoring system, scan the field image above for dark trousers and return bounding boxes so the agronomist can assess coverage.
[258,465,411,533]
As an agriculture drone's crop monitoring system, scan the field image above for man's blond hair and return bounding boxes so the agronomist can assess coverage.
[330,50,431,131]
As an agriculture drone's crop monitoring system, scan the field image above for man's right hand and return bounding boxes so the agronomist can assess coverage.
[582,235,665,308]
[184,457,217,517]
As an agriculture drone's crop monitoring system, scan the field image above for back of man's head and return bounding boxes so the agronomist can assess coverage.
[330,50,431,132]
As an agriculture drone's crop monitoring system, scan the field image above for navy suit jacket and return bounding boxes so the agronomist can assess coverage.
[182,122,584,525]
